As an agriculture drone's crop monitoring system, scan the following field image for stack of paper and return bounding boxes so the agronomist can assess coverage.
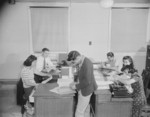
[96,80,113,86]
[57,78,73,87]
[50,86,76,95]
[96,80,113,90]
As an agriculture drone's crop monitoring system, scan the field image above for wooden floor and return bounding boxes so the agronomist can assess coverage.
[0,84,21,117]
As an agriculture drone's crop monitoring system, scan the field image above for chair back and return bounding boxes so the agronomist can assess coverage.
[16,78,26,106]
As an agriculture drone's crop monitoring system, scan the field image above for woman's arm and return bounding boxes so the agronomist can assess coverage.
[121,79,136,85]
[41,76,52,84]
[34,68,51,77]
[113,73,136,85]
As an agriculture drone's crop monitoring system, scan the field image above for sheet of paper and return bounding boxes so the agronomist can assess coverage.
[96,80,113,86]
[97,85,110,90]
[50,86,76,95]
[57,78,73,87]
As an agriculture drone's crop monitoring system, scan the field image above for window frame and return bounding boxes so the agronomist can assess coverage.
[28,3,70,54]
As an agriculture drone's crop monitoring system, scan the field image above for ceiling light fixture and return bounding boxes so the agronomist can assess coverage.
[100,0,114,8]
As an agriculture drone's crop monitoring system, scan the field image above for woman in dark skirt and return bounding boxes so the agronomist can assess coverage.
[119,56,146,117]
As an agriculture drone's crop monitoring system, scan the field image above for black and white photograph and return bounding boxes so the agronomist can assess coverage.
[0,0,150,117]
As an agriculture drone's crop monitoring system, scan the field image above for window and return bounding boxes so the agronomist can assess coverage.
[111,8,148,52]
[30,7,68,53]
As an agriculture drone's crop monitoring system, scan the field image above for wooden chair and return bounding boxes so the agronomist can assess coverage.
[16,78,27,116]
[141,105,150,117]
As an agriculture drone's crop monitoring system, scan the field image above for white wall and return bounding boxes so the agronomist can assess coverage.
[0,2,148,79]
[0,3,30,79]
[70,3,110,61]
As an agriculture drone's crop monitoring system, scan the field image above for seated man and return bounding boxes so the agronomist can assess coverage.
[99,52,120,80]
[34,48,56,83]
[103,52,119,71]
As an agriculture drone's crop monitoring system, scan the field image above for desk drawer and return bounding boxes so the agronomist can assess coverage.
[95,100,132,117]
[35,97,74,117]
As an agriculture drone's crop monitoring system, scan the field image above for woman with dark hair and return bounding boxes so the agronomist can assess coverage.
[21,55,38,101]
[121,56,135,72]
[118,56,146,117]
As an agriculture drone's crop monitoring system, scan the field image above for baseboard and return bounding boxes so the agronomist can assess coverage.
[0,79,18,85]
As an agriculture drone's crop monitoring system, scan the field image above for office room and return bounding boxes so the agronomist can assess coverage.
[0,0,150,117]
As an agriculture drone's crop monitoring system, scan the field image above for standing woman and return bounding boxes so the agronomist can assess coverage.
[21,55,38,101]
[120,56,146,117]
[67,50,98,117]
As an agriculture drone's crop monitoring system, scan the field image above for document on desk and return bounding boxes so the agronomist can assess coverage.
[96,80,113,86]
[96,81,113,90]
[50,86,76,95]
[57,78,73,87]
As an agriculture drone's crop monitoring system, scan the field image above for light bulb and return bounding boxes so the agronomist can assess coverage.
[100,0,114,8]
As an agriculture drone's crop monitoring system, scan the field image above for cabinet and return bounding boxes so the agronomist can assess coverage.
[94,89,133,117]
[33,83,74,117]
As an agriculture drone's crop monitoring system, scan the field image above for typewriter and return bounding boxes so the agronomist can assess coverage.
[109,83,132,98]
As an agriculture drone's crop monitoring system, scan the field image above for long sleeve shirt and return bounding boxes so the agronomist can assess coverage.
[21,66,36,88]
[35,55,54,73]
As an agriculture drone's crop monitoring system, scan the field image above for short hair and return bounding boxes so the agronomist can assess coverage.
[23,55,37,66]
[42,48,49,52]
[67,50,80,61]
[107,52,114,57]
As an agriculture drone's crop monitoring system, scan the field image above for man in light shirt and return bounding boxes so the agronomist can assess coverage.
[34,48,55,83]
[105,52,119,71]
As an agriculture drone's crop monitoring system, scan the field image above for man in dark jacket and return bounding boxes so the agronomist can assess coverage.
[67,50,97,117]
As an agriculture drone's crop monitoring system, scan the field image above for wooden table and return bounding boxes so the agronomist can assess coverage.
[94,89,133,117]
[33,83,75,117]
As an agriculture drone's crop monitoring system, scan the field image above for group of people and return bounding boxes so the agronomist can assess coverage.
[100,52,146,117]
[20,49,97,117]
[20,48,146,117]
[20,48,55,107]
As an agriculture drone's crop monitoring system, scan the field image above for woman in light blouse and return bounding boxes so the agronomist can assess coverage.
[21,55,38,100]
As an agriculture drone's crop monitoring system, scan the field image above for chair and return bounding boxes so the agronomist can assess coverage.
[16,78,27,116]
[142,69,150,96]
[141,105,150,117]
[90,93,96,117]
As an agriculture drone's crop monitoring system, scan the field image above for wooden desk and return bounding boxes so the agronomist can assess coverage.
[94,89,133,117]
[33,83,75,117]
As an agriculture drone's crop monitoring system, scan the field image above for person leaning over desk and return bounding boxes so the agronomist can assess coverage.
[34,48,55,83]
[21,55,38,102]
[67,50,98,117]
[115,56,146,117]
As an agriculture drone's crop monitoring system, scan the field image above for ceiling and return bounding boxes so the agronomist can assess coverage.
[15,0,150,3]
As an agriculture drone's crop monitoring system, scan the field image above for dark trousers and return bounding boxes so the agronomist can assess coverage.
[24,86,34,100]
[34,74,49,83]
